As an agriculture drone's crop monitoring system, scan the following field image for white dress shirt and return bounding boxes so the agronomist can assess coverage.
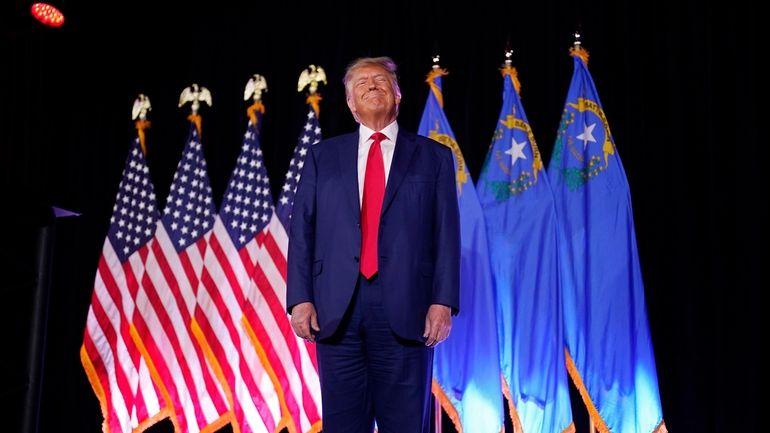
[357,121,398,207]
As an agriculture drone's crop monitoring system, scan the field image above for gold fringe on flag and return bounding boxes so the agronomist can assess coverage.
[500,65,522,95]
[564,349,614,433]
[187,319,238,433]
[80,346,110,433]
[135,119,151,155]
[306,93,322,118]
[242,317,325,433]
[431,379,463,433]
[188,114,202,136]
[570,46,590,65]
[247,101,266,127]
[501,376,524,433]
[565,348,668,433]
[129,324,183,433]
[426,68,449,109]
[502,373,575,433]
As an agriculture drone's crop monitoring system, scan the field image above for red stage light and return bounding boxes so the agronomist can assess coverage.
[30,3,65,28]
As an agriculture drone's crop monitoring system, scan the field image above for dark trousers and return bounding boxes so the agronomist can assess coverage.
[316,275,433,433]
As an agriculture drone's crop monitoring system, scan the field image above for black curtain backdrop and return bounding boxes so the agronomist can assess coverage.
[1,1,763,432]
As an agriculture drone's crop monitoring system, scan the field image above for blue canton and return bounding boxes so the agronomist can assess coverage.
[220,115,274,249]
[161,124,217,252]
[276,108,321,229]
[108,138,159,262]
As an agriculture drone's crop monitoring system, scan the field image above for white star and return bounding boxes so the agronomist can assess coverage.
[504,137,528,167]
[577,122,597,149]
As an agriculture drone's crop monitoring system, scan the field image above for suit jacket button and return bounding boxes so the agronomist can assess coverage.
[354,256,359,262]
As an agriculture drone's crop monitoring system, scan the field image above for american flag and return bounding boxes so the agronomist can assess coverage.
[246,100,323,432]
[81,136,166,433]
[275,104,322,228]
[194,108,284,433]
[135,121,229,433]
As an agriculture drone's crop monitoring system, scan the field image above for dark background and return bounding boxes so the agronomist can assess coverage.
[1,0,763,432]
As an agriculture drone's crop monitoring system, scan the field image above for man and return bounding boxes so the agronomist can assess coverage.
[287,56,460,433]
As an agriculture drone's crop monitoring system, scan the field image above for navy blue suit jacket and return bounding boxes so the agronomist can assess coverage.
[287,129,460,342]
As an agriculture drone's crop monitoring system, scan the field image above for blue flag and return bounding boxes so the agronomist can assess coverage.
[476,65,574,433]
[418,68,504,433]
[546,48,666,433]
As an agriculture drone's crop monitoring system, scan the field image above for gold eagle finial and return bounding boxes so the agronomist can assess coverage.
[131,94,151,121]
[244,74,268,102]
[298,64,327,94]
[178,83,212,115]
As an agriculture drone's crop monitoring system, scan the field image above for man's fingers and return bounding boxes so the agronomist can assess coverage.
[425,327,450,347]
[424,304,452,347]
[291,319,309,339]
[290,302,318,341]
[423,322,442,347]
[423,318,434,346]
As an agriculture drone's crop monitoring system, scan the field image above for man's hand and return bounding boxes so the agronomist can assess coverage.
[423,304,452,347]
[290,302,320,343]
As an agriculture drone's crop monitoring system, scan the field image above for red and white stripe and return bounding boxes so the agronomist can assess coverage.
[194,216,283,433]
[245,213,322,433]
[135,222,229,433]
[82,240,164,433]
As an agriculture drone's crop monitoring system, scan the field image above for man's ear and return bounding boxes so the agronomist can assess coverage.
[346,96,356,114]
[346,97,360,122]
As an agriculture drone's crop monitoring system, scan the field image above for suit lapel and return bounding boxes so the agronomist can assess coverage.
[338,133,361,222]
[381,130,417,217]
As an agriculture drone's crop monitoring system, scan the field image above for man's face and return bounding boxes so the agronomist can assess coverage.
[347,65,400,123]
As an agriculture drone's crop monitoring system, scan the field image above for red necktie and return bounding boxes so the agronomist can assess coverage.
[360,132,386,278]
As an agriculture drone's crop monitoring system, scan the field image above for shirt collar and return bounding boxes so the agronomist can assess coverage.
[359,120,398,145]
